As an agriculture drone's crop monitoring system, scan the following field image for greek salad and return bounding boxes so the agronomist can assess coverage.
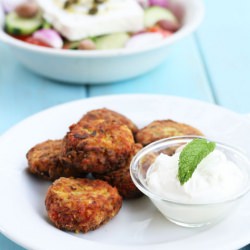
[1,0,180,50]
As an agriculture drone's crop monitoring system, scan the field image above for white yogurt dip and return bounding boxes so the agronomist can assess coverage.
[147,149,245,203]
[36,0,144,40]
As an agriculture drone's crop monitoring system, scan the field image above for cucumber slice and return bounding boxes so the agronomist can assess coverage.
[42,19,52,29]
[5,12,42,36]
[144,6,178,28]
[95,32,130,50]
[63,38,97,50]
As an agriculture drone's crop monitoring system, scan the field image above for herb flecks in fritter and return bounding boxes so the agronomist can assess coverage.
[94,143,143,199]
[78,108,138,135]
[61,119,135,174]
[26,139,84,181]
[45,177,122,233]
[136,119,203,146]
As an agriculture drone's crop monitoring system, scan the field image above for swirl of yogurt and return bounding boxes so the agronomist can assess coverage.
[147,149,246,203]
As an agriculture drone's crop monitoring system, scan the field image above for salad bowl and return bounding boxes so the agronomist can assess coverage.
[0,0,204,84]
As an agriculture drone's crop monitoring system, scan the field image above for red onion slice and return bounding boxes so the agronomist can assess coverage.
[149,0,169,8]
[33,29,63,49]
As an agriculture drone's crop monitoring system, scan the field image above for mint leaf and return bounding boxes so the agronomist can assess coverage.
[178,138,216,185]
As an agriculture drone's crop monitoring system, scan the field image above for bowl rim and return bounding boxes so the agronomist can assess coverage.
[0,0,204,58]
[130,135,250,206]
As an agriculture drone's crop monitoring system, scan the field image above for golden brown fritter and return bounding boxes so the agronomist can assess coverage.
[45,177,122,233]
[94,143,143,199]
[60,119,135,174]
[78,108,138,134]
[135,120,203,146]
[26,140,83,181]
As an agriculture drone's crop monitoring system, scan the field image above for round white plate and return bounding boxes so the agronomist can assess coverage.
[1,94,250,250]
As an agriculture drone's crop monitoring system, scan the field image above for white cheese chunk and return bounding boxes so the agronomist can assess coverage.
[36,0,144,41]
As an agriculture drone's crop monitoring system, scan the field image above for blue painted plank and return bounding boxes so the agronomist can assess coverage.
[0,44,87,134]
[196,0,250,114]
[0,43,87,248]
[0,235,25,250]
[88,35,214,103]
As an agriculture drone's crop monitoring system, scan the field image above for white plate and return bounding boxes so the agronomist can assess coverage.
[1,94,250,250]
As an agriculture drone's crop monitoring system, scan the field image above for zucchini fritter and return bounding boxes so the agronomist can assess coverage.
[94,143,143,199]
[45,177,122,233]
[26,140,83,181]
[78,108,138,134]
[135,119,203,146]
[61,119,135,174]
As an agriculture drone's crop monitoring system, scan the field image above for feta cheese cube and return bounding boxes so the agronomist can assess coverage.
[37,0,144,41]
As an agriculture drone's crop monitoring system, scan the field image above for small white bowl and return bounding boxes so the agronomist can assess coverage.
[0,0,204,84]
[130,136,250,228]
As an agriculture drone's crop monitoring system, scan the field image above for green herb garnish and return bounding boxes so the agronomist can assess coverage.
[178,138,216,185]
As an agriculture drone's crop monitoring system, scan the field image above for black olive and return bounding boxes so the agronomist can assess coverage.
[88,6,98,15]
[94,0,106,4]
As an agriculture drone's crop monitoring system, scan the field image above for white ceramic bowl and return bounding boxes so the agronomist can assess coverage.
[0,0,204,84]
[130,136,250,228]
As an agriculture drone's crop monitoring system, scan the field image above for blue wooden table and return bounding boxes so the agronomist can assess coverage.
[1,0,250,249]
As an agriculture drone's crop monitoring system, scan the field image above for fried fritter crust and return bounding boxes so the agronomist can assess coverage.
[26,140,83,181]
[45,177,122,233]
[78,108,138,134]
[61,119,135,174]
[135,120,203,146]
[94,143,143,199]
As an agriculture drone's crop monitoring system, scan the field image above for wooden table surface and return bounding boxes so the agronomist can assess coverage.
[0,0,250,249]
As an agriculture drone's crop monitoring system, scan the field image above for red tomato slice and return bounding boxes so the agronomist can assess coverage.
[147,26,173,38]
[10,35,30,42]
[24,37,51,47]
